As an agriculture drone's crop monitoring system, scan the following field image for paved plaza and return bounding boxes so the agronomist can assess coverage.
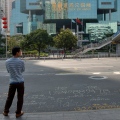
[0,58,120,119]
[0,109,120,120]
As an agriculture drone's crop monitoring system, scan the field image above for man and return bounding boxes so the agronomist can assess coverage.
[3,46,25,118]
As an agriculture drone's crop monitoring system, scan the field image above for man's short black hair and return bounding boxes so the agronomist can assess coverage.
[12,46,21,56]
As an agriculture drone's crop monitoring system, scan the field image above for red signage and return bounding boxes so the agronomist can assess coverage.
[2,17,7,29]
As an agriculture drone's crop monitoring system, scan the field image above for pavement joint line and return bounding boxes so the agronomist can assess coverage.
[0,108,120,116]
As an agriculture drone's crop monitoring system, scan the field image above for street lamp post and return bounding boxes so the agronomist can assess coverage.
[2,17,7,58]
[5,29,7,58]
[1,17,8,58]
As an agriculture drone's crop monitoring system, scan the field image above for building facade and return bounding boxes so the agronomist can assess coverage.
[0,0,6,34]
[7,0,15,32]
[10,0,120,41]
[10,0,28,35]
[0,0,13,34]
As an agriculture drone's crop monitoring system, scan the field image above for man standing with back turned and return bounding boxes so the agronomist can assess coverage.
[3,46,25,118]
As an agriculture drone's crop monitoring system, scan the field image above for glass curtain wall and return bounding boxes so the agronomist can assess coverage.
[45,0,68,19]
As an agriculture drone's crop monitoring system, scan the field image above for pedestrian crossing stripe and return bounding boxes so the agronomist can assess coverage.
[113,72,120,74]
[92,72,120,75]
[93,72,100,74]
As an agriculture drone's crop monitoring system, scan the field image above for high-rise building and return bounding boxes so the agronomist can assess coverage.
[10,0,28,35]
[10,0,120,38]
[0,0,9,34]
[7,0,15,32]
[0,0,6,14]
[0,0,15,34]
[0,0,6,34]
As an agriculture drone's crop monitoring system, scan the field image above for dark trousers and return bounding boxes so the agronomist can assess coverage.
[4,82,24,114]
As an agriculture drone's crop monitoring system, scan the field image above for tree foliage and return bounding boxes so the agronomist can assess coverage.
[7,35,25,53]
[53,28,77,57]
[0,34,5,54]
[22,29,52,58]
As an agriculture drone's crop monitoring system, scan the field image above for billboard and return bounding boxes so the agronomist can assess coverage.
[37,22,56,34]
[68,0,97,19]
[45,0,97,19]
[86,22,117,41]
[45,0,68,19]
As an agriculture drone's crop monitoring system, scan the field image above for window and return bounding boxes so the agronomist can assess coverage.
[101,2,111,5]
[29,3,40,5]
[17,27,23,33]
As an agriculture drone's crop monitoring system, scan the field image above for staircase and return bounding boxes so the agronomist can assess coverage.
[73,30,120,57]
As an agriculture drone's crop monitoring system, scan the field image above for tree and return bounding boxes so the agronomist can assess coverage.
[53,28,77,57]
[23,29,50,58]
[0,34,5,54]
[8,35,25,52]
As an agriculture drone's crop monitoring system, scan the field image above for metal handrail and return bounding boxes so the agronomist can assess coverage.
[73,30,120,57]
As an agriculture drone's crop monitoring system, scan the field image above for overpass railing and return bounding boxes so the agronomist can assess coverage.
[72,30,120,57]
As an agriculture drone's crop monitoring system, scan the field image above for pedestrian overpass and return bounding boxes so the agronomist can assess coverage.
[73,31,120,57]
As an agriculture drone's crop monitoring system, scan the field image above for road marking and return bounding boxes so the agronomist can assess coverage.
[91,66,113,68]
[60,66,113,69]
[90,71,120,75]
[114,72,120,74]
[0,71,120,76]
[55,73,79,75]
[74,68,78,70]
[93,72,101,74]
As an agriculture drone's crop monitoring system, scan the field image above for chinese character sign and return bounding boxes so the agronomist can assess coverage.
[51,2,68,12]
[68,0,97,19]
[46,0,68,19]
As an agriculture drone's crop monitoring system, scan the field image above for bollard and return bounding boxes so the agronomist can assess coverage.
[79,55,81,61]
[62,56,63,61]
[116,54,117,60]
[98,53,99,60]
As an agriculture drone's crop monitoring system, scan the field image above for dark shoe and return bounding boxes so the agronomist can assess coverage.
[3,112,8,116]
[16,111,24,118]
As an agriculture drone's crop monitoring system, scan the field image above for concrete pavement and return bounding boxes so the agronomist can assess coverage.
[1,58,120,120]
[0,108,120,120]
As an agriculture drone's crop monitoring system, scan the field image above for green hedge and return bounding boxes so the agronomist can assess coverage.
[23,50,38,54]
[22,50,48,57]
